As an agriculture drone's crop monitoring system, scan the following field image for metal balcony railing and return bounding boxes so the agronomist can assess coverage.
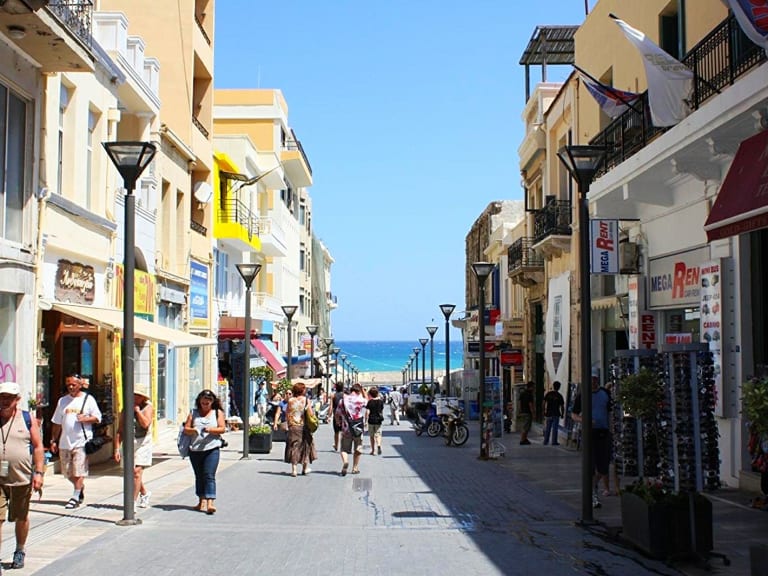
[190,219,207,236]
[533,200,571,243]
[194,14,211,45]
[508,237,544,273]
[218,198,257,239]
[192,115,209,139]
[591,13,766,177]
[283,135,313,176]
[48,0,93,48]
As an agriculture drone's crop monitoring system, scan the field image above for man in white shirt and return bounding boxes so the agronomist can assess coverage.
[388,389,403,425]
[50,374,102,509]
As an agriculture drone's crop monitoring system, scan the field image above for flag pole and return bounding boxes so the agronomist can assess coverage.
[573,63,643,114]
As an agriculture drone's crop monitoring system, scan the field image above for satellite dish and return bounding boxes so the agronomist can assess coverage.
[193,181,213,204]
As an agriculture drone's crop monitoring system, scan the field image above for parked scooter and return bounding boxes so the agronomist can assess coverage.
[316,402,331,424]
[443,405,469,446]
[413,404,442,437]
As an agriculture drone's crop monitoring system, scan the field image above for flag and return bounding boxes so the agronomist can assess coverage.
[612,15,693,127]
[578,73,641,118]
[722,0,768,56]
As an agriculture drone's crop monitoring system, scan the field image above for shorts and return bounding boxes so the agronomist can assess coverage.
[520,413,533,434]
[340,434,363,454]
[593,429,611,476]
[368,423,382,443]
[60,448,90,479]
[0,484,32,522]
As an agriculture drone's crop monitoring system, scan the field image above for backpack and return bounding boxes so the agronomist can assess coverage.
[344,409,365,438]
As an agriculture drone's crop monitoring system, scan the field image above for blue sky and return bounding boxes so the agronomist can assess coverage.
[214,1,592,341]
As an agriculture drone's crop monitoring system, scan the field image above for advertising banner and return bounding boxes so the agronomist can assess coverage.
[590,219,619,274]
[190,261,209,329]
[648,246,709,308]
[700,260,725,416]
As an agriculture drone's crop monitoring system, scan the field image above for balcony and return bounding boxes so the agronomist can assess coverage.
[0,0,94,72]
[253,216,288,257]
[215,197,259,251]
[281,132,312,187]
[532,200,571,258]
[508,237,544,287]
[590,13,767,178]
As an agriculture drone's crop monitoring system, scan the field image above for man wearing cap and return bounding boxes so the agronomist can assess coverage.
[254,381,269,426]
[50,373,102,509]
[0,381,45,570]
[114,384,154,508]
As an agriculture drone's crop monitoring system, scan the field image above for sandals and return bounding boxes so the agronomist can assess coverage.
[64,498,79,509]
[351,468,360,474]
[206,502,216,515]
[341,463,349,476]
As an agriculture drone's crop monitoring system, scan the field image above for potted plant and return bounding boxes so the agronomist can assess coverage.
[617,367,713,559]
[248,424,273,454]
[743,376,768,509]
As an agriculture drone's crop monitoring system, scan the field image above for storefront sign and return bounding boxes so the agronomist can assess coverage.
[641,313,656,348]
[55,259,95,304]
[664,333,693,344]
[590,219,619,274]
[190,261,209,329]
[700,260,724,416]
[499,349,523,366]
[628,276,656,349]
[115,266,155,317]
[648,246,709,308]
[159,285,185,304]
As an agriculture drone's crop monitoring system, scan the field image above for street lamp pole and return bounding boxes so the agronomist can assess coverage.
[281,306,298,387]
[439,304,456,395]
[236,263,262,460]
[472,262,495,461]
[307,325,318,379]
[340,354,347,385]
[426,325,438,395]
[412,347,420,385]
[323,338,334,395]
[557,144,605,524]
[332,347,340,383]
[103,141,156,526]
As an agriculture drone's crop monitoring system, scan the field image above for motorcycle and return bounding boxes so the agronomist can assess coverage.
[443,406,469,446]
[413,404,441,437]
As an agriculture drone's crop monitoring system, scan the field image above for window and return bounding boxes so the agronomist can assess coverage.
[214,248,229,299]
[0,293,18,383]
[86,109,97,211]
[57,84,70,196]
[299,245,306,272]
[659,3,680,58]
[299,203,306,225]
[0,84,27,243]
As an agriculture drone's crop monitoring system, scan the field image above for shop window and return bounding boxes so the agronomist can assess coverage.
[0,293,18,383]
[0,84,28,243]
[189,346,203,405]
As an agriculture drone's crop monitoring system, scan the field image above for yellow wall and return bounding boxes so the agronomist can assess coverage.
[214,89,288,152]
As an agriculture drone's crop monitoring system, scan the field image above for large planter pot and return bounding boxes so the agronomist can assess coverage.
[621,492,713,560]
[248,433,273,454]
[272,426,288,443]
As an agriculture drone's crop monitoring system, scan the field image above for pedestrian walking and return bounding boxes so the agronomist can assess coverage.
[254,381,269,426]
[542,381,564,446]
[365,387,385,455]
[0,382,45,570]
[572,370,613,508]
[335,383,366,475]
[113,383,154,508]
[182,389,225,514]
[276,382,317,477]
[519,381,535,445]
[331,382,344,451]
[50,373,102,509]
[388,387,403,425]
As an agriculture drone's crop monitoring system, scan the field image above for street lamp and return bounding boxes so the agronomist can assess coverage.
[281,305,298,386]
[103,141,156,526]
[419,338,428,387]
[323,337,334,394]
[306,325,318,379]
[412,347,420,385]
[408,355,415,380]
[439,304,456,395]
[472,261,495,460]
[236,263,262,460]
[340,353,347,385]
[426,325,438,396]
[557,144,605,524]
[332,347,341,383]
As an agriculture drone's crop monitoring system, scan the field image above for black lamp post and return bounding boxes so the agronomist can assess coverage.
[103,141,156,526]
[439,304,455,395]
[306,325,318,378]
[281,306,298,387]
[236,263,261,460]
[408,355,415,380]
[557,144,605,524]
[332,347,340,383]
[419,338,428,388]
[412,347,420,384]
[323,338,334,394]
[340,354,347,385]
[472,261,495,460]
[426,325,438,395]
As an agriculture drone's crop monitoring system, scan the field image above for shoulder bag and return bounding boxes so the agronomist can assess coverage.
[81,393,107,455]
[305,398,319,433]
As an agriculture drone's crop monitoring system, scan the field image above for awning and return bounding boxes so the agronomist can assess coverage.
[252,338,287,376]
[591,295,619,311]
[49,302,217,348]
[704,129,768,242]
[284,353,312,363]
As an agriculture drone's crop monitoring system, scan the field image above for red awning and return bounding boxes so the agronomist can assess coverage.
[705,130,768,242]
[252,338,287,377]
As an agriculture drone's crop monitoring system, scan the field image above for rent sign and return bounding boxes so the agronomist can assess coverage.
[590,219,619,274]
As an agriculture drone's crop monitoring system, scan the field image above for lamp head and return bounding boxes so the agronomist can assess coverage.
[472,262,495,283]
[235,263,261,288]
[439,303,456,319]
[413,347,420,356]
[103,141,157,191]
[557,145,606,190]
[281,305,298,321]
[426,325,438,337]
[340,354,347,362]
[331,347,340,355]
[306,325,318,336]
[419,338,429,347]
[323,337,334,347]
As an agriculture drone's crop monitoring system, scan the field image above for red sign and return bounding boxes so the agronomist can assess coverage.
[640,313,656,349]
[500,349,523,366]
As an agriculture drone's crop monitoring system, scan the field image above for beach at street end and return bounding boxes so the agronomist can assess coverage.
[358,371,409,386]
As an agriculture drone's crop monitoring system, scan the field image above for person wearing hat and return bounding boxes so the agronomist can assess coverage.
[50,373,102,509]
[0,381,45,570]
[113,384,154,509]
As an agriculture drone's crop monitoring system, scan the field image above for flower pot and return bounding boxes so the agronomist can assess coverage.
[248,433,272,454]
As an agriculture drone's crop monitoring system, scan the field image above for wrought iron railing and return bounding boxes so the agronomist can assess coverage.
[533,200,571,243]
[190,220,207,236]
[217,198,254,236]
[194,14,211,46]
[590,13,766,176]
[283,137,313,176]
[48,0,93,48]
[508,237,544,273]
[192,115,209,139]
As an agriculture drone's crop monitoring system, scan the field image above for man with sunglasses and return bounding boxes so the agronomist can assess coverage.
[50,373,102,509]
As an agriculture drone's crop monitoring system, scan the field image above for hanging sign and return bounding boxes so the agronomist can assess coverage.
[590,219,619,274]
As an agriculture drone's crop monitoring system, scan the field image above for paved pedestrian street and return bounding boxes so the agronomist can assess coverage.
[11,422,753,575]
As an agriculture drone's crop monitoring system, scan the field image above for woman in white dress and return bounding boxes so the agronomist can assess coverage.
[114,383,154,508]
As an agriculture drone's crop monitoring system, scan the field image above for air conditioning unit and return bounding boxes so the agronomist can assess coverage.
[619,242,639,273]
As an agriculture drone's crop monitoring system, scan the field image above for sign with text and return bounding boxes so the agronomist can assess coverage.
[590,219,619,274]
[700,260,724,416]
[55,259,95,304]
[648,246,709,308]
[189,260,209,329]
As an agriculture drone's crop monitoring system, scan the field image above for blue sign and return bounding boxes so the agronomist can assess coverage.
[190,260,209,328]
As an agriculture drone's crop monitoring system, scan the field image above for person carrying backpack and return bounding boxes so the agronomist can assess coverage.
[334,383,366,476]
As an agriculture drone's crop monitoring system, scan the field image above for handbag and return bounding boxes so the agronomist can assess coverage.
[305,399,319,433]
[79,392,105,455]
[177,422,192,459]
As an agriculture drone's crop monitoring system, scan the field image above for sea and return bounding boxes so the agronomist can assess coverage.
[334,340,464,378]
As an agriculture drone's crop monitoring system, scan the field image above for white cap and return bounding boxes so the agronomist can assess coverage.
[0,382,20,396]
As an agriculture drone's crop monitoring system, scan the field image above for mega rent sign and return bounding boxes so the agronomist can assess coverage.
[590,219,619,274]
[648,246,709,308]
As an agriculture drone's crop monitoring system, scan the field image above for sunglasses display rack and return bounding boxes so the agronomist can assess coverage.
[610,349,663,479]
[659,343,721,493]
